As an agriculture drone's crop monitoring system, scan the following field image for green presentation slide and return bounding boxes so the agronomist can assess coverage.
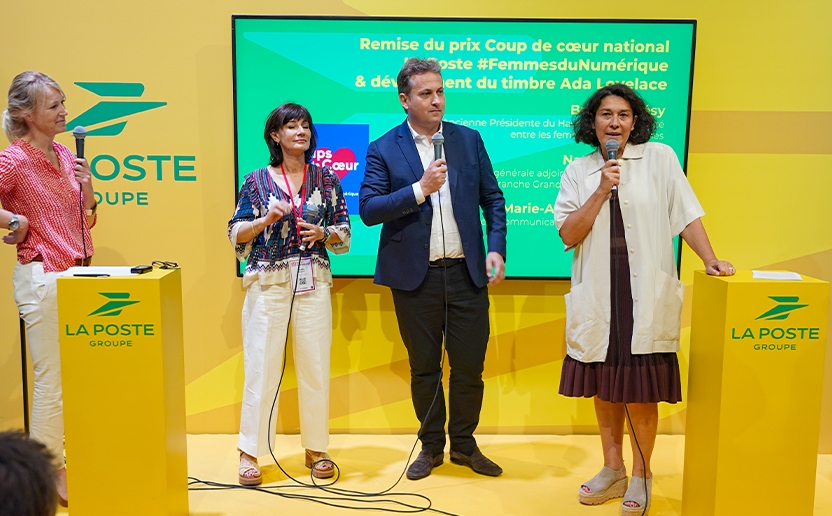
[232,16,695,278]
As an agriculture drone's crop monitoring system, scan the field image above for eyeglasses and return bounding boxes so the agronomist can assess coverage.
[151,260,179,269]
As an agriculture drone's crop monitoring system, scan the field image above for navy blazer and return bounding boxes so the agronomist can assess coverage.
[359,120,507,291]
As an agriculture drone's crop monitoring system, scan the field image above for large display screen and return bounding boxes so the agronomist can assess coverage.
[232,16,696,278]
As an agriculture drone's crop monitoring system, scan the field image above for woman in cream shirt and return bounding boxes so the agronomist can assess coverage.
[555,83,734,514]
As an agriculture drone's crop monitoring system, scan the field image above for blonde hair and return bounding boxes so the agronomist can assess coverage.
[2,71,64,143]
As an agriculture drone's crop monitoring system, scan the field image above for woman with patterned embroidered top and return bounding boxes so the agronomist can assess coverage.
[0,71,98,508]
[555,84,734,514]
[228,103,350,486]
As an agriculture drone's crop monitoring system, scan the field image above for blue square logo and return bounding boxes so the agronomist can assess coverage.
[312,124,369,215]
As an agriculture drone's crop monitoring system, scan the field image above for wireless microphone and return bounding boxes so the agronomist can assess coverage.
[73,126,87,159]
[605,139,620,196]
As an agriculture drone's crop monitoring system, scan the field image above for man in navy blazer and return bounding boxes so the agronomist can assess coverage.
[359,58,507,480]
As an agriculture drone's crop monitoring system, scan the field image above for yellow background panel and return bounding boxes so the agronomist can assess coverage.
[0,0,830,453]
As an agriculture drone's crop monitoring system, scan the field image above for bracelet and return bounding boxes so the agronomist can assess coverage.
[322,227,331,243]
[250,220,259,238]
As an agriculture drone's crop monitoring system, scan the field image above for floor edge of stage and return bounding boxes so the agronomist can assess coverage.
[58,434,832,515]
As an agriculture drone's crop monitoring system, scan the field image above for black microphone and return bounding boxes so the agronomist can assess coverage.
[431,132,444,160]
[605,139,619,196]
[72,126,89,265]
[299,201,319,251]
[73,126,86,159]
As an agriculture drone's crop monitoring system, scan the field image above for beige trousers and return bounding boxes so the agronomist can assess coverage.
[237,282,332,458]
[13,261,65,468]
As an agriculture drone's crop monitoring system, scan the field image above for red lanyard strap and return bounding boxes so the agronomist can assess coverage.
[281,163,307,220]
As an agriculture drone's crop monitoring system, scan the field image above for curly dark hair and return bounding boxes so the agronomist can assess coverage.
[263,103,318,167]
[0,431,58,516]
[572,83,655,147]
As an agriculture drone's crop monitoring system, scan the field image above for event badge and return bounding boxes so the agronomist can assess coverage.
[289,257,316,294]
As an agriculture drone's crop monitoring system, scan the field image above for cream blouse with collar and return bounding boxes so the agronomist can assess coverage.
[554,142,705,362]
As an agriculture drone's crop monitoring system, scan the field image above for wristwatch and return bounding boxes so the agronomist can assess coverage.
[322,227,331,243]
[8,214,19,231]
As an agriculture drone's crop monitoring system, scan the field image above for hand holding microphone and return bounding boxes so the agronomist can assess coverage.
[298,200,321,251]
[419,132,447,196]
[600,139,620,197]
[73,159,93,189]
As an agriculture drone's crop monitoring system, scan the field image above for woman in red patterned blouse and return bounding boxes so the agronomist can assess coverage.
[0,71,97,508]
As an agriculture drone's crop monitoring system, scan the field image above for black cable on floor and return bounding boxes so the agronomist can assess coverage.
[189,213,458,515]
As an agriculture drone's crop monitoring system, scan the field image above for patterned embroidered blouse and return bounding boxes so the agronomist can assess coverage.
[0,139,96,272]
[228,164,350,288]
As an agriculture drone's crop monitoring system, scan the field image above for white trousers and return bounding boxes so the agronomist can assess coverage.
[237,282,332,458]
[13,261,65,468]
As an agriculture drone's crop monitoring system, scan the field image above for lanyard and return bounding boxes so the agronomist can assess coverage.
[280,163,307,221]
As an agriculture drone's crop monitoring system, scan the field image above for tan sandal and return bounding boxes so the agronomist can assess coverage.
[238,452,262,486]
[579,464,628,505]
[621,475,652,514]
[305,449,335,479]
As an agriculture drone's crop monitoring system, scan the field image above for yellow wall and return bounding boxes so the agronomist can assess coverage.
[1,1,830,450]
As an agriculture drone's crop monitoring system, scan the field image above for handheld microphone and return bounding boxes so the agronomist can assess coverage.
[73,126,87,159]
[605,139,620,196]
[431,132,444,160]
[299,201,319,251]
[72,126,89,264]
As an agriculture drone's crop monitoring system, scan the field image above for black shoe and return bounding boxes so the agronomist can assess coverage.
[406,449,444,480]
[450,447,502,476]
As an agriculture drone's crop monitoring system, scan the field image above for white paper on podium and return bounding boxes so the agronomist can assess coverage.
[752,270,802,281]
[60,266,136,277]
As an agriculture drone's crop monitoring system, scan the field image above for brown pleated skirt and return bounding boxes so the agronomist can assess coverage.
[559,195,682,404]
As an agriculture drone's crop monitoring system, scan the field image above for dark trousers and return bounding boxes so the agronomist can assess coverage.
[391,262,490,456]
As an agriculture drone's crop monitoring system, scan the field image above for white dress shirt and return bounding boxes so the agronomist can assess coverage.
[408,122,465,261]
[554,142,705,362]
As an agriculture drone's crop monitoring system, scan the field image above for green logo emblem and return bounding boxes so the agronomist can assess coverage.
[66,82,166,136]
[755,296,808,321]
[89,292,140,317]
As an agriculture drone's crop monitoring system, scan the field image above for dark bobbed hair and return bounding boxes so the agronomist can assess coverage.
[0,431,58,516]
[572,83,655,148]
[263,103,317,167]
